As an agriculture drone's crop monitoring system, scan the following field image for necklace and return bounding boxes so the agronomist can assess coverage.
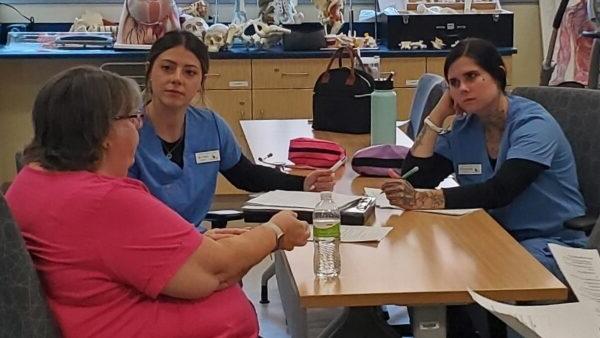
[162,137,183,160]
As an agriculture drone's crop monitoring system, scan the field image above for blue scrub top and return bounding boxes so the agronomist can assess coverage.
[129,106,241,227]
[435,95,586,241]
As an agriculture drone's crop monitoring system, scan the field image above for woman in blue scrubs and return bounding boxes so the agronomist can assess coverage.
[129,31,334,230]
[383,37,587,338]
[382,38,587,279]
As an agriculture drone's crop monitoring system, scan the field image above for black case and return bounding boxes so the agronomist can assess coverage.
[242,196,376,225]
[381,11,514,50]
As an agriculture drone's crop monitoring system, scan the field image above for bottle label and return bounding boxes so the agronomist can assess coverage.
[313,222,341,238]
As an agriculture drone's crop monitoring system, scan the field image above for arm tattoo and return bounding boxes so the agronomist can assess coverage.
[415,190,445,209]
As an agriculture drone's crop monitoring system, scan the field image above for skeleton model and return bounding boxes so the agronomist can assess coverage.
[181,15,209,40]
[431,37,446,50]
[258,0,304,25]
[180,0,209,20]
[236,19,291,49]
[231,0,248,25]
[116,0,180,45]
[313,0,344,35]
[204,23,229,52]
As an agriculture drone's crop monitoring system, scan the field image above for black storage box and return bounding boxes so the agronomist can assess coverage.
[381,10,513,50]
[283,23,326,51]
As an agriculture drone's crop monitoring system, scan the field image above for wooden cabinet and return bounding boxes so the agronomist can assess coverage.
[252,59,328,89]
[380,57,426,88]
[395,88,416,120]
[253,89,313,120]
[205,59,252,90]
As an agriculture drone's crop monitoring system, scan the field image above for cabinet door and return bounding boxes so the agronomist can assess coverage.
[380,58,426,88]
[205,59,252,90]
[201,89,252,195]
[395,88,416,120]
[426,56,513,85]
[253,89,313,119]
[252,59,329,89]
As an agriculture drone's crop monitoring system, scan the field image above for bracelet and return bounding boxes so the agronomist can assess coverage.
[263,221,285,252]
[423,116,451,135]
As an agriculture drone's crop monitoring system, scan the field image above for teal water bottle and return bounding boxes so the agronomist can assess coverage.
[370,74,397,145]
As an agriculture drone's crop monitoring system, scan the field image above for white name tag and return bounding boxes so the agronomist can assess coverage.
[195,150,220,164]
[458,164,482,175]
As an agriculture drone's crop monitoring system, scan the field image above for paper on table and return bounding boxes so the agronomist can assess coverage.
[246,190,361,210]
[469,290,600,338]
[364,187,478,215]
[548,244,600,305]
[309,225,393,243]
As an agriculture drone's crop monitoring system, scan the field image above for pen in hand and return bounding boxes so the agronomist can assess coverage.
[394,166,420,180]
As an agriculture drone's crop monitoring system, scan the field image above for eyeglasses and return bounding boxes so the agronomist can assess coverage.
[113,113,144,129]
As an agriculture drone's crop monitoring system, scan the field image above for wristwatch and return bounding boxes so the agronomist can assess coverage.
[263,221,285,251]
[423,116,451,134]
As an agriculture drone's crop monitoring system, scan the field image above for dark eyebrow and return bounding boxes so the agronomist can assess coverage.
[160,58,200,70]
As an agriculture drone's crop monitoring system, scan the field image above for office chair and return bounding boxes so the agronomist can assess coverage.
[512,86,600,234]
[0,193,61,337]
[406,73,445,140]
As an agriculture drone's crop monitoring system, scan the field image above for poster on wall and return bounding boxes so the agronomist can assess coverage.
[539,0,594,85]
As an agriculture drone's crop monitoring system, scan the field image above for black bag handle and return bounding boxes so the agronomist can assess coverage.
[320,46,368,86]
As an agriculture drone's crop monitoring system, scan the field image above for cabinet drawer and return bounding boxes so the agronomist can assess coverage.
[426,56,513,85]
[202,89,251,144]
[205,60,251,90]
[380,58,426,88]
[252,59,329,89]
[253,89,313,119]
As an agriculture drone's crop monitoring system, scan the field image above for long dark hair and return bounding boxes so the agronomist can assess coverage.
[146,30,210,91]
[23,66,141,171]
[444,38,507,92]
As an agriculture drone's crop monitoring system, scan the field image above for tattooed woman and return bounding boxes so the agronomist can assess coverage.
[382,38,587,280]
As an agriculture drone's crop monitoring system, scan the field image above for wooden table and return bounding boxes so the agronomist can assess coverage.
[241,119,567,338]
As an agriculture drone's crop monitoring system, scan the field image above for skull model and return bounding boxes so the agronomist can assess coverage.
[204,23,229,52]
[182,15,209,39]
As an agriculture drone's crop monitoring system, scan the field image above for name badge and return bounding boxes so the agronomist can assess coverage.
[195,150,220,164]
[458,164,482,175]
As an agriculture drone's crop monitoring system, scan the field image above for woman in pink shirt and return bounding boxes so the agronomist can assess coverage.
[6,66,310,338]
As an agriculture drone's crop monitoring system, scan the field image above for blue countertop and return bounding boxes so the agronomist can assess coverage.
[0,44,517,60]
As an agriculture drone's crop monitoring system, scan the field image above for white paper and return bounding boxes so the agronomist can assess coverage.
[364,187,477,215]
[548,244,600,305]
[245,190,361,210]
[309,225,393,243]
[469,290,600,338]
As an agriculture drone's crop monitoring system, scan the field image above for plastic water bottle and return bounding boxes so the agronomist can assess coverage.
[370,73,397,145]
[313,192,341,278]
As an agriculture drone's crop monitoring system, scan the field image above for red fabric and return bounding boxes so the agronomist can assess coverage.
[288,137,346,168]
[6,167,258,338]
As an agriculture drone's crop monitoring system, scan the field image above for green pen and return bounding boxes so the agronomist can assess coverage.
[393,166,420,180]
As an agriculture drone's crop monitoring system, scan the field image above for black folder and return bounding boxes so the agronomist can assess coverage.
[242,196,376,225]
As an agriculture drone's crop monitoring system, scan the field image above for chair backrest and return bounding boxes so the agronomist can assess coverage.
[0,193,61,337]
[586,215,600,250]
[406,73,445,139]
[512,86,600,219]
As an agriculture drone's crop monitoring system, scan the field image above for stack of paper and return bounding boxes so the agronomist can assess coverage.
[244,190,361,211]
[469,244,600,338]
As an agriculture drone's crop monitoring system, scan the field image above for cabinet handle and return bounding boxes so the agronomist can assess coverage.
[205,73,221,77]
[281,72,309,77]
